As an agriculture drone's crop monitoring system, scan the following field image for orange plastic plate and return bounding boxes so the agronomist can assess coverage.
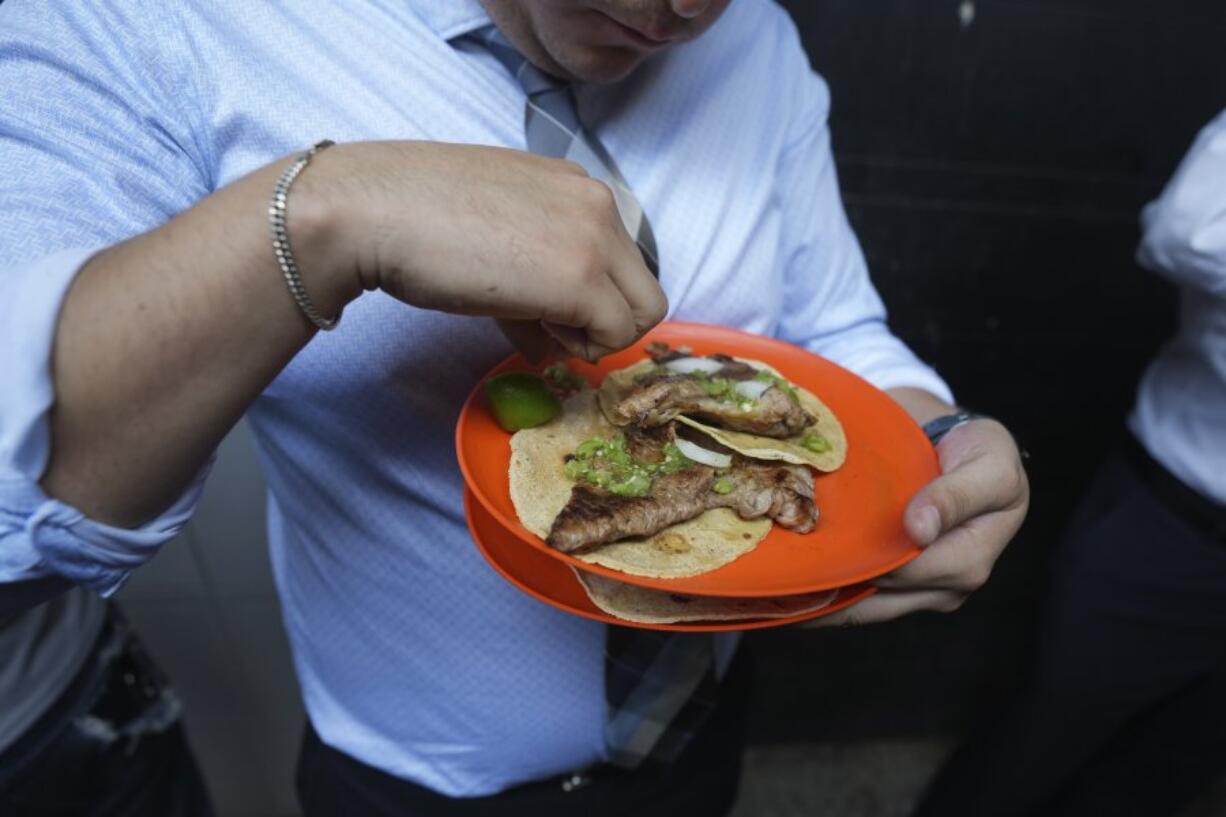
[456,322,937,597]
[465,489,872,632]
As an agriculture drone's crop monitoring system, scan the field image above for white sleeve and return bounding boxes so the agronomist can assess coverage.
[0,3,215,596]
[1136,108,1226,296]
[775,68,954,404]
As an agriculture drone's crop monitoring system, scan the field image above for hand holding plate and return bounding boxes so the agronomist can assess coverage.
[809,416,1029,626]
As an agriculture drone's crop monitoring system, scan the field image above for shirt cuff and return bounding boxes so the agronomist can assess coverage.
[1,456,214,596]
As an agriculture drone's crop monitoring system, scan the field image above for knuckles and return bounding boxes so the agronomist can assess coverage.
[937,594,967,613]
[952,562,993,595]
[642,290,669,327]
[571,177,619,221]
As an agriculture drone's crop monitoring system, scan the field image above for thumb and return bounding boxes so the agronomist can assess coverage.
[903,451,1013,546]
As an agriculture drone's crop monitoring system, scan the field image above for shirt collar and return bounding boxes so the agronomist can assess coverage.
[410,0,493,41]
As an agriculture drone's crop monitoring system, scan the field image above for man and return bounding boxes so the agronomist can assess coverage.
[0,1,1028,813]
[914,109,1226,816]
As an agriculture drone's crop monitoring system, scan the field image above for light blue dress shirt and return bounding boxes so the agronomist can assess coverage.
[0,0,951,795]
[1130,108,1226,506]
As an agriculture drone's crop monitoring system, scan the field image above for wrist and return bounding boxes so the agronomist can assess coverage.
[281,147,365,322]
[922,411,992,446]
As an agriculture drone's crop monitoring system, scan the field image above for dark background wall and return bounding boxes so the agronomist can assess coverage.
[748,0,1226,745]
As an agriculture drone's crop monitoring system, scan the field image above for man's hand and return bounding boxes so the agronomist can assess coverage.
[296,141,667,362]
[810,397,1029,627]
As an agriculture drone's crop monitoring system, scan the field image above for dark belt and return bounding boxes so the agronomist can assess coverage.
[1124,433,1226,543]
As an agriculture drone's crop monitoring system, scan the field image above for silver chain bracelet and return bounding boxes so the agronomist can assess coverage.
[269,139,340,331]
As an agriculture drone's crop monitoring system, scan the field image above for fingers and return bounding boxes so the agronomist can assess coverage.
[904,421,1027,546]
[592,184,668,335]
[886,421,1028,596]
[541,321,599,362]
[874,508,1023,593]
[606,241,668,336]
[540,272,637,361]
[804,588,965,628]
[559,178,667,357]
[494,319,559,363]
[816,420,1030,628]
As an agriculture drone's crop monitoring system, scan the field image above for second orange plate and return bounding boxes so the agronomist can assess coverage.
[456,322,938,597]
[467,489,873,631]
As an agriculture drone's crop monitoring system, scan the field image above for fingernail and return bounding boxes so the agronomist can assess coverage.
[671,0,710,18]
[912,505,941,545]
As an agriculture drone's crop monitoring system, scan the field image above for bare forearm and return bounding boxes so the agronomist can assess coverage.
[41,158,356,527]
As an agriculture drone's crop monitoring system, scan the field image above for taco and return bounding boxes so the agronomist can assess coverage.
[509,391,818,579]
[597,344,847,472]
[573,569,839,624]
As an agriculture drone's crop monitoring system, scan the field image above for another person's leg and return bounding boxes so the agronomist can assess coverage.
[914,448,1226,817]
[1045,657,1226,817]
[0,606,213,817]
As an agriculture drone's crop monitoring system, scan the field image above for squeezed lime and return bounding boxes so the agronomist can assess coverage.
[484,372,562,432]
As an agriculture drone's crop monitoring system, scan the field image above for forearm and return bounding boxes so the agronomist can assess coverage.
[41,157,357,528]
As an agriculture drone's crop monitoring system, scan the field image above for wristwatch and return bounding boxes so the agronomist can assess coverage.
[921,411,992,445]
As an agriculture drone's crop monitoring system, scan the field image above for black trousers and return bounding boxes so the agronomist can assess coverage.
[914,442,1226,817]
[0,607,212,817]
[296,647,752,817]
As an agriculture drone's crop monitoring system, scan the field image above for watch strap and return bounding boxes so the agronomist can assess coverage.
[922,411,992,445]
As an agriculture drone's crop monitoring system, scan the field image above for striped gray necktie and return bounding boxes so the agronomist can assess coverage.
[472,26,660,278]
[469,26,719,770]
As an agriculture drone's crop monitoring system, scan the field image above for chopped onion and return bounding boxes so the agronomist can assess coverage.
[663,356,725,375]
[734,379,772,400]
[674,437,732,468]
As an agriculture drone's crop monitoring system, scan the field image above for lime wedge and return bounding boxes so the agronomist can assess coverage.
[484,372,562,432]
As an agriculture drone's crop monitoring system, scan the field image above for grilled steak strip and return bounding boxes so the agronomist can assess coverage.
[706,458,818,534]
[547,429,819,552]
[547,466,716,553]
[614,374,814,438]
[645,341,689,365]
[622,424,673,464]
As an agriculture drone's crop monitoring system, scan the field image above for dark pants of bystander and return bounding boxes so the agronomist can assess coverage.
[914,435,1226,817]
[0,608,213,817]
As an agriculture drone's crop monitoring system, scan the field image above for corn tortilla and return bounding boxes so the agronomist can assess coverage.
[509,391,770,579]
[574,569,839,624]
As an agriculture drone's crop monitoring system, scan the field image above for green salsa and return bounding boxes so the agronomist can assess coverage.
[802,432,831,453]
[712,478,734,495]
[564,435,693,497]
[696,374,738,402]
